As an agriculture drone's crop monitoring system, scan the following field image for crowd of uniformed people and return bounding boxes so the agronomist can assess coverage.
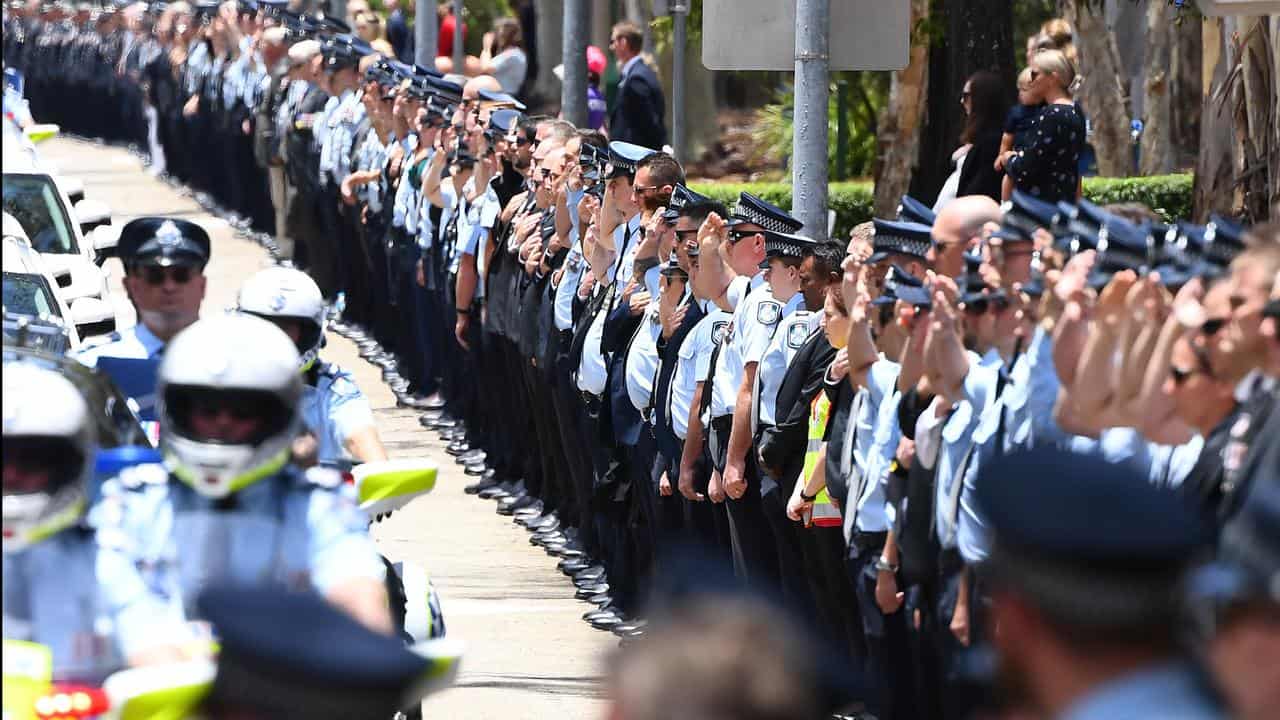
[5,1,1280,718]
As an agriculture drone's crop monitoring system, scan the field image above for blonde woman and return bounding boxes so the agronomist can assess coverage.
[1000,50,1085,203]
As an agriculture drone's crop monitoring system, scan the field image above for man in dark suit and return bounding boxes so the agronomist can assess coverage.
[386,0,413,64]
[607,20,666,150]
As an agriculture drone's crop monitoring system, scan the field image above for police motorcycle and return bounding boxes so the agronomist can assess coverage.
[234,267,447,647]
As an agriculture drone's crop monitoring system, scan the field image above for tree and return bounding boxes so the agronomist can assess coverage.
[1139,0,1174,175]
[1062,0,1133,177]
[874,0,931,217]
[907,0,1018,205]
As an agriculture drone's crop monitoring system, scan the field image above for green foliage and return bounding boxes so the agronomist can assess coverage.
[688,182,875,241]
[1080,174,1194,221]
[752,74,886,182]
[689,174,1194,240]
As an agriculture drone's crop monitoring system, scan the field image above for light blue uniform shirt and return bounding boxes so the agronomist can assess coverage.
[390,135,419,231]
[300,363,376,466]
[840,358,902,537]
[710,273,771,419]
[553,238,585,332]
[73,322,166,368]
[93,463,385,636]
[469,183,501,299]
[753,295,809,428]
[2,529,136,681]
[933,358,1001,550]
[673,302,731,439]
[576,219,642,396]
[447,180,475,275]
[313,93,341,178]
[1059,661,1224,720]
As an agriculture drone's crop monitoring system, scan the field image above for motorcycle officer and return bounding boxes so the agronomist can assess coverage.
[2,362,165,680]
[236,265,388,467]
[93,313,392,663]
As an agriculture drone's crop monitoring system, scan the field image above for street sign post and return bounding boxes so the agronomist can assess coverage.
[701,0,909,71]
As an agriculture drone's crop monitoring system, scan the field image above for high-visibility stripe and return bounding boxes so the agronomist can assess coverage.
[802,394,842,527]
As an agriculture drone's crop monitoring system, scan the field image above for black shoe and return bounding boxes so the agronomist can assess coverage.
[463,461,487,476]
[572,564,606,580]
[440,426,466,441]
[457,449,486,465]
[481,467,497,481]
[575,583,609,600]
[612,623,644,637]
[498,496,538,516]
[588,592,613,607]
[559,559,591,575]
[478,482,515,500]
[557,547,586,561]
[531,532,566,547]
[583,606,623,622]
[589,614,624,631]
[445,441,470,456]
[543,542,566,556]
[397,394,436,410]
[420,394,446,410]
[464,476,501,495]
[526,516,560,534]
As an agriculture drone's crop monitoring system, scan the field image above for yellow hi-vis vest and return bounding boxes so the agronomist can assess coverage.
[803,393,842,528]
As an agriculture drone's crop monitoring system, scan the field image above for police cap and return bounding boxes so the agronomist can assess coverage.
[663,183,715,223]
[1086,215,1152,290]
[604,141,656,180]
[427,76,464,105]
[197,585,440,719]
[896,194,936,227]
[117,217,210,269]
[868,218,931,264]
[759,231,817,268]
[975,446,1212,631]
[726,191,804,234]
[1202,213,1247,268]
[659,249,688,279]
[873,265,930,308]
[475,87,526,111]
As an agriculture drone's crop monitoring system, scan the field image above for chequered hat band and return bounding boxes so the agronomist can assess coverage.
[873,235,931,259]
[731,203,800,234]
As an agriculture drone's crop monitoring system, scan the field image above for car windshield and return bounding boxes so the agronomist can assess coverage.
[2,174,77,254]
[3,271,61,320]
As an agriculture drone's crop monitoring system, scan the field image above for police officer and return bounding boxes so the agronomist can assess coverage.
[195,584,461,719]
[237,265,388,467]
[2,363,143,679]
[75,217,210,435]
[974,446,1223,718]
[93,313,392,653]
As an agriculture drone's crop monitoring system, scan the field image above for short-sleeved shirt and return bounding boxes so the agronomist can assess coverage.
[553,237,585,332]
[624,300,664,416]
[754,296,810,429]
[491,47,527,95]
[673,301,731,439]
[1003,102,1043,149]
[2,529,133,681]
[93,463,385,637]
[711,274,780,419]
[835,358,901,537]
[300,362,375,466]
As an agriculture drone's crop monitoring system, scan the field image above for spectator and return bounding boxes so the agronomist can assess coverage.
[996,66,1043,201]
[385,0,413,64]
[354,12,394,59]
[606,20,665,150]
[437,2,464,60]
[1001,49,1085,203]
[554,45,609,130]
[468,17,526,96]
[955,70,1009,204]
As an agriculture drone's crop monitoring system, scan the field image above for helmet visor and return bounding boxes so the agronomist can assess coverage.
[247,313,324,357]
[2,436,85,496]
[165,386,294,446]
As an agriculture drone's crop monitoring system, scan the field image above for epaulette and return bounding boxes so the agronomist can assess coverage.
[302,466,344,489]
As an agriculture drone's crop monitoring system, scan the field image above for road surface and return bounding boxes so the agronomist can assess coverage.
[41,137,615,719]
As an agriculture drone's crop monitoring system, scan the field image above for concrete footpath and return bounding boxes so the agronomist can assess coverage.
[41,138,614,719]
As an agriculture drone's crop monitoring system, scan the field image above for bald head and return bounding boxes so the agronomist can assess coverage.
[931,195,1000,278]
[462,75,503,102]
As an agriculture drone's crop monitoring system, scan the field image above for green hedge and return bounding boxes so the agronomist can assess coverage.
[690,174,1193,241]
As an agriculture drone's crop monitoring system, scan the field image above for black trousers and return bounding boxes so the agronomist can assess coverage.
[849,539,919,720]
[709,415,781,591]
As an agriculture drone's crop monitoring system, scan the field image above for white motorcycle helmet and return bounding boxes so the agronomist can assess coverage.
[236,266,327,373]
[157,314,304,498]
[2,362,95,552]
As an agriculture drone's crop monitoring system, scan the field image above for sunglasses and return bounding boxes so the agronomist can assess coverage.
[728,229,759,244]
[1201,317,1228,336]
[138,265,196,286]
[632,185,662,193]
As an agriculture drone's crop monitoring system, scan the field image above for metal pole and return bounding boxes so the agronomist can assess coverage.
[834,78,848,181]
[414,0,437,67]
[452,0,464,75]
[792,0,830,241]
[671,2,686,160]
[561,0,589,126]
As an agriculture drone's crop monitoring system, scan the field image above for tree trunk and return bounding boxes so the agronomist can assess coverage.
[530,0,564,109]
[1236,17,1277,223]
[874,0,930,218]
[1170,12,1202,170]
[1063,0,1132,177]
[1139,0,1173,175]
[909,0,1016,205]
[1192,15,1240,221]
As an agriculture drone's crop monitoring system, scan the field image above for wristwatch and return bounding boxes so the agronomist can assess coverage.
[874,557,899,574]
[800,490,818,502]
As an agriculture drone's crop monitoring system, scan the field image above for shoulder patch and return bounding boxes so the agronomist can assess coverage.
[303,466,344,489]
[712,320,730,346]
[787,321,808,350]
[757,301,781,326]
